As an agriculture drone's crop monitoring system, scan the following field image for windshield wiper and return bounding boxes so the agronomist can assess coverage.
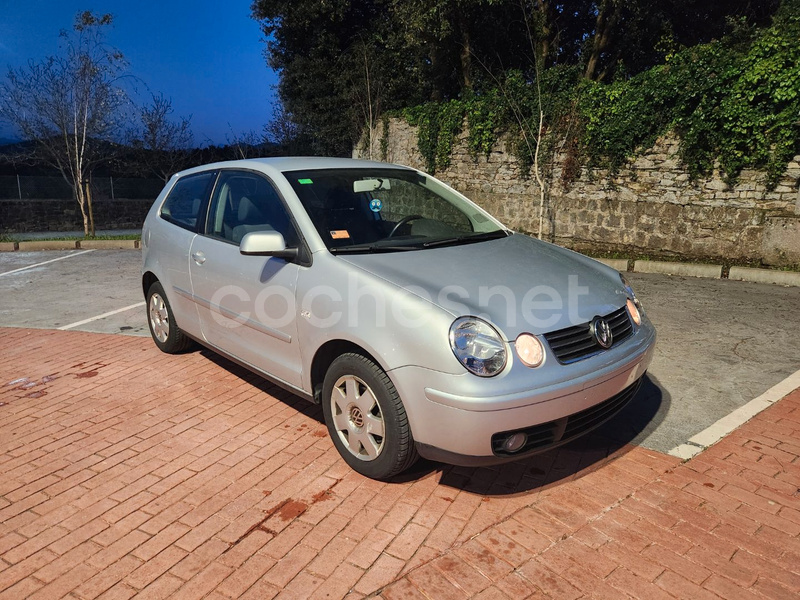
[330,230,510,253]
[329,243,422,254]
[421,230,510,249]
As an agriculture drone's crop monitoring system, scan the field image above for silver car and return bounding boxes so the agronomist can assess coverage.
[142,158,656,480]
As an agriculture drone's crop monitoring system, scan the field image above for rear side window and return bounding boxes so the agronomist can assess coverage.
[160,171,215,231]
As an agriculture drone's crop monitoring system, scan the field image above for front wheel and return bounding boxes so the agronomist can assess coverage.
[322,353,418,480]
[146,281,193,354]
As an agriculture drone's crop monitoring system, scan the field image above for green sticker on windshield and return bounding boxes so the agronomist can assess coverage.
[298,178,313,184]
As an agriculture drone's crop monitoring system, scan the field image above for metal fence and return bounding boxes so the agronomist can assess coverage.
[0,176,164,201]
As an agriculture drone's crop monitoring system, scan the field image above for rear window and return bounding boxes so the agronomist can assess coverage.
[160,171,215,231]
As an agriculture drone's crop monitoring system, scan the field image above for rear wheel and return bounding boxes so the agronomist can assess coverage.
[146,281,193,354]
[322,353,418,480]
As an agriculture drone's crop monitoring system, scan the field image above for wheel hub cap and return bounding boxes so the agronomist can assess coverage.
[331,375,385,461]
[149,293,170,343]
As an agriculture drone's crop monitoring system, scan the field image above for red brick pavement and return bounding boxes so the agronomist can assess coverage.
[0,328,798,599]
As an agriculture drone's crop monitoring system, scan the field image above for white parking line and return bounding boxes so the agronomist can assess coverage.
[58,302,146,331]
[0,250,95,277]
[668,368,800,460]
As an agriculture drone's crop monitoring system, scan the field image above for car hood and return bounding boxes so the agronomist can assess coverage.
[338,233,628,339]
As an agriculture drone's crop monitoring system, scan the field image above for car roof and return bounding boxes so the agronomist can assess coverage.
[173,157,415,180]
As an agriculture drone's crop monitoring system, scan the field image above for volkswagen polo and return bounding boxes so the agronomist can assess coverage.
[141,158,656,480]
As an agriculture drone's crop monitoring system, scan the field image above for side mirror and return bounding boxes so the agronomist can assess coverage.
[239,231,299,260]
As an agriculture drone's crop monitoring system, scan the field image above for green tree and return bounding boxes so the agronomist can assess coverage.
[253,0,784,154]
[580,0,800,185]
[253,0,403,155]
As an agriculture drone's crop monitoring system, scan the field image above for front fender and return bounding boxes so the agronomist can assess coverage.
[296,252,462,392]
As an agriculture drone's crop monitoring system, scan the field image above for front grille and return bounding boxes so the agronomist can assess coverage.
[491,378,642,456]
[544,306,633,364]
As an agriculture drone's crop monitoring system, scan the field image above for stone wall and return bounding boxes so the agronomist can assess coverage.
[356,119,800,265]
[0,198,153,234]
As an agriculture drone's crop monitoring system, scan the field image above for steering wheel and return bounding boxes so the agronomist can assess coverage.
[388,214,424,237]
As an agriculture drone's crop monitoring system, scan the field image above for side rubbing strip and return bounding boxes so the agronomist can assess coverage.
[173,285,292,343]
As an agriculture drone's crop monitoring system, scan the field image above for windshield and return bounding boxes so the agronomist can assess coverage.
[285,168,508,253]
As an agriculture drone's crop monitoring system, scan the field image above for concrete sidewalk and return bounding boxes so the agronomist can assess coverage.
[0,328,798,599]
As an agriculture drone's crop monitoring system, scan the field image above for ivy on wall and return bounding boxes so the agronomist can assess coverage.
[393,4,800,190]
[402,101,464,173]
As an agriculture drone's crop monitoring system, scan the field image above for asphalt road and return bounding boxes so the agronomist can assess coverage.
[1,249,798,454]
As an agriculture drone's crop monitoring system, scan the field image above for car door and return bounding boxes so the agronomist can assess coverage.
[152,170,217,338]
[188,169,304,389]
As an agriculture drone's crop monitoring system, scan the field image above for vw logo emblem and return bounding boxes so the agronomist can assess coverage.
[591,317,613,349]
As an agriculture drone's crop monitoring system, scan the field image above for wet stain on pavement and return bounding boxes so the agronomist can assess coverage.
[226,480,341,553]
[4,374,59,394]
[310,479,341,505]
[276,499,308,521]
[311,489,334,504]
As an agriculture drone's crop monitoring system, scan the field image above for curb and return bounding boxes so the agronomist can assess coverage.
[593,256,799,287]
[633,260,723,279]
[3,240,139,252]
[669,369,800,460]
[595,258,630,271]
[78,240,139,250]
[17,240,79,251]
[729,266,800,287]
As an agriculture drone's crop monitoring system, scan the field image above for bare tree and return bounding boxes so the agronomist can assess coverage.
[346,38,384,160]
[264,100,304,154]
[129,92,194,182]
[471,50,550,240]
[226,126,267,159]
[0,11,128,236]
[475,0,581,241]
[0,141,37,173]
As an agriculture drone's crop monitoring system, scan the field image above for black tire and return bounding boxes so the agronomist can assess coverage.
[321,353,418,480]
[146,281,193,354]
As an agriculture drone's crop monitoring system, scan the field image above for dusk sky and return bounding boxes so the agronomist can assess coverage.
[0,1,279,145]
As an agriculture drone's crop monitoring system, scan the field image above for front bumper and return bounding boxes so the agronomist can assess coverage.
[388,322,656,465]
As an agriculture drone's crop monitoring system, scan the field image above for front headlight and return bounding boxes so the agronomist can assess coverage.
[620,274,642,306]
[449,317,507,377]
[620,274,643,325]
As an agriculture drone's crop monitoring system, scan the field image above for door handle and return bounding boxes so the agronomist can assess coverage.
[191,251,206,265]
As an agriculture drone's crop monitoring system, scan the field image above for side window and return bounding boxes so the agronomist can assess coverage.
[160,171,215,231]
[206,171,299,246]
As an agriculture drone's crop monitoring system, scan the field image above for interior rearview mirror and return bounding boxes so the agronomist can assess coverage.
[353,178,391,193]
